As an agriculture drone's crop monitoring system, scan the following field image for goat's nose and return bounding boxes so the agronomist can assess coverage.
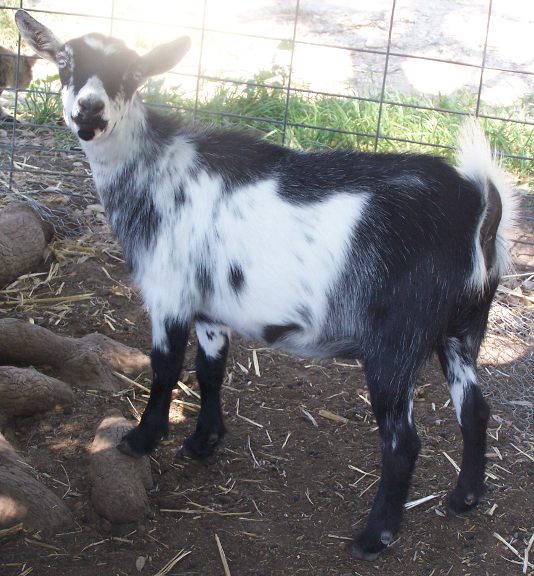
[78,97,105,115]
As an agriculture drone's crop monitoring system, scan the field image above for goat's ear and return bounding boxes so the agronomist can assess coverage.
[132,36,191,83]
[15,10,62,63]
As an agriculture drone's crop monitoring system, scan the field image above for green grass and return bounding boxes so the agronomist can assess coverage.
[21,70,533,183]
[22,76,63,125]
[143,72,533,182]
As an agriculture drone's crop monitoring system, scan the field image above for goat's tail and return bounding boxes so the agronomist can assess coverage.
[455,119,516,292]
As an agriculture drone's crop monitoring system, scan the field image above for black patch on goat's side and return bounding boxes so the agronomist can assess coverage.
[321,156,484,363]
[174,182,187,207]
[228,264,245,293]
[192,129,287,191]
[101,162,161,270]
[263,323,301,344]
[276,151,453,205]
[145,106,184,147]
[196,263,214,298]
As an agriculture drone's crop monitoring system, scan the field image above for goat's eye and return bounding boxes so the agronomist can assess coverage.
[57,58,69,69]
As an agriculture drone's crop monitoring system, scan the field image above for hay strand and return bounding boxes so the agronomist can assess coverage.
[300,408,318,427]
[154,549,191,576]
[215,534,232,576]
[404,493,442,510]
[524,533,534,574]
[318,409,349,425]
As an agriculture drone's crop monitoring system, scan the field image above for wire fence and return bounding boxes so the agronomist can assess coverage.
[0,0,532,431]
[1,1,533,184]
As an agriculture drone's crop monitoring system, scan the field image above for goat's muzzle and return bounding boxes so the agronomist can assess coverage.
[72,113,109,141]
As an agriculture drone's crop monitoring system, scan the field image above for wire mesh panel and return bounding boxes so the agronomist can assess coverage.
[0,0,532,427]
[480,282,534,433]
[1,1,533,177]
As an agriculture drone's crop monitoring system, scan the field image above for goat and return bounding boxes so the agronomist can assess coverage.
[16,10,515,561]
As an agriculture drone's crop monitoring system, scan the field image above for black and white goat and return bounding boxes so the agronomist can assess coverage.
[16,10,515,561]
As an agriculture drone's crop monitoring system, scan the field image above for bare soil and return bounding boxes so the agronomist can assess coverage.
[0,140,533,576]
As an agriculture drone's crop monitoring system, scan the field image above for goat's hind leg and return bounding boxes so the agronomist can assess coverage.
[437,331,490,514]
[180,321,230,459]
[350,355,422,560]
[118,318,190,458]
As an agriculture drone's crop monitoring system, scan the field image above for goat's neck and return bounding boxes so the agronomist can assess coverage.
[79,97,148,186]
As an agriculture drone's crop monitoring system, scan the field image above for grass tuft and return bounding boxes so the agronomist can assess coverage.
[22,76,63,125]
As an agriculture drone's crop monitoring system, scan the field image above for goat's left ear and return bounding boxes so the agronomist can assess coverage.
[130,36,191,84]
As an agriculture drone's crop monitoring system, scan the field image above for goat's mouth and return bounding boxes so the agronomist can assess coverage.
[72,116,108,141]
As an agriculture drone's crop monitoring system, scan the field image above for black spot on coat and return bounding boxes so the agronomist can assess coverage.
[263,323,301,344]
[229,264,245,293]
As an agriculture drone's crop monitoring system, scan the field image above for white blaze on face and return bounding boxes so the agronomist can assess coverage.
[61,83,77,132]
[83,34,120,56]
[62,75,111,140]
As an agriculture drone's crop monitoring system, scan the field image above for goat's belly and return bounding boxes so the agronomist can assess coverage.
[263,330,363,360]
[206,293,363,360]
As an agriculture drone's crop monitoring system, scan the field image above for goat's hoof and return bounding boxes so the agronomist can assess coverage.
[447,487,482,515]
[179,431,222,460]
[348,532,389,561]
[117,427,157,458]
[117,437,144,458]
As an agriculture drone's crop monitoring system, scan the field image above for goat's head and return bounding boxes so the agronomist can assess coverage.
[15,10,190,142]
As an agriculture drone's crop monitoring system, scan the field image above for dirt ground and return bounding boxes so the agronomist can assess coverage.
[0,133,533,575]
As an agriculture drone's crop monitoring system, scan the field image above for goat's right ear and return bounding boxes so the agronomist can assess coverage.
[15,10,62,63]
[132,36,191,83]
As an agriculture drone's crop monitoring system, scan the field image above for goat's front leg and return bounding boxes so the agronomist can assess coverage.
[118,319,190,458]
[180,321,230,459]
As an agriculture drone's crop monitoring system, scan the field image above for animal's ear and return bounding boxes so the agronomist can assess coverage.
[25,56,39,69]
[15,10,62,63]
[128,36,191,85]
